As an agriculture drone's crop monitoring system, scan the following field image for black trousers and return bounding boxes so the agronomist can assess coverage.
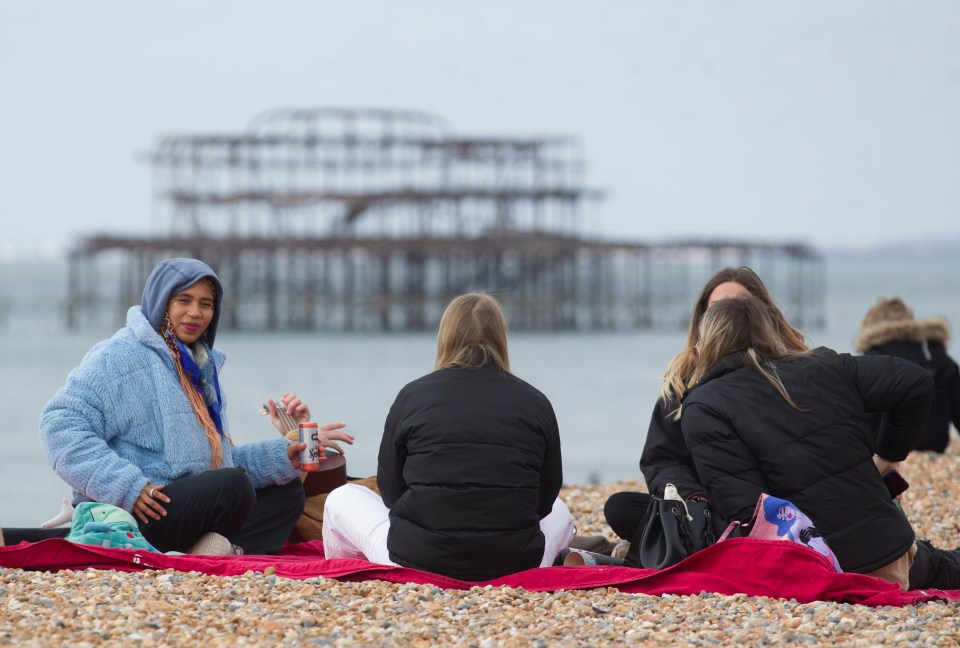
[909,540,960,590]
[603,491,652,541]
[4,468,304,555]
[2,527,69,544]
[138,467,304,554]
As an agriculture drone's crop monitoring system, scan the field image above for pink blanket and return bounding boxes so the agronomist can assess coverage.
[2,537,957,607]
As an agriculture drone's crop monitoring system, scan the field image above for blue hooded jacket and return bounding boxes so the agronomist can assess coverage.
[40,258,298,512]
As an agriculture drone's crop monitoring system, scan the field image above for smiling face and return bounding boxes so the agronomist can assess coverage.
[166,279,215,345]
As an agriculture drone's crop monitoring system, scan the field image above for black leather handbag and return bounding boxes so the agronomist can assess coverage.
[626,484,717,569]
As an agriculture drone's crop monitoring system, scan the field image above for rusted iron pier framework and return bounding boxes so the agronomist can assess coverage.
[66,108,824,332]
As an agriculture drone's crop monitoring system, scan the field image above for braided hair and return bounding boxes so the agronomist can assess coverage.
[159,278,230,468]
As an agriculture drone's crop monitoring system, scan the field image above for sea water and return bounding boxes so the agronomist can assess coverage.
[1,255,958,526]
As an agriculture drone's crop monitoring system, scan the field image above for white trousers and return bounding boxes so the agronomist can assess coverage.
[322,482,575,568]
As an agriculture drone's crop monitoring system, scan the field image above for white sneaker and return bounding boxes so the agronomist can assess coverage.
[189,532,242,556]
[41,497,75,529]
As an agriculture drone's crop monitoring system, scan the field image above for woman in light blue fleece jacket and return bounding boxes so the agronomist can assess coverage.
[35,258,352,554]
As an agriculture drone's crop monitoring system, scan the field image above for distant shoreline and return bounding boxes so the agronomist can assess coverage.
[4,235,960,264]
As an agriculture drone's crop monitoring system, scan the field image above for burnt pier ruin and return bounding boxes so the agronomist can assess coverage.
[65,108,824,332]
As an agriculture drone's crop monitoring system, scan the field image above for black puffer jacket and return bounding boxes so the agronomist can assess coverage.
[856,315,960,452]
[680,348,933,574]
[641,399,705,499]
[862,340,960,453]
[377,365,562,581]
[640,399,729,539]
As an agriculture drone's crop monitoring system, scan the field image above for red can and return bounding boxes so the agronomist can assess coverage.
[298,422,322,471]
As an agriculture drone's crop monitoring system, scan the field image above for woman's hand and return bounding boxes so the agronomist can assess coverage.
[873,455,900,477]
[873,456,907,500]
[285,423,354,468]
[134,483,170,524]
[287,441,308,469]
[268,392,312,435]
[318,423,354,455]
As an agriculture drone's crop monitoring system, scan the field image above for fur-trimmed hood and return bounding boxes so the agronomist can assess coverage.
[855,316,951,352]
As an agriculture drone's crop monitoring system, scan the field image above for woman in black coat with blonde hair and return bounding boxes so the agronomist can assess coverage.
[604,267,808,546]
[682,295,960,591]
[322,292,574,581]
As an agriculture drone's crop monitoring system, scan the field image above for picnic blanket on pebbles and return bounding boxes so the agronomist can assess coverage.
[2,537,958,607]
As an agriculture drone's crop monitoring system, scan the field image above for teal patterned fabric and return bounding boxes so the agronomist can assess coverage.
[65,502,159,552]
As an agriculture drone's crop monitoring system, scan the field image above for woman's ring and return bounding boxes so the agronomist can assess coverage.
[149,488,155,498]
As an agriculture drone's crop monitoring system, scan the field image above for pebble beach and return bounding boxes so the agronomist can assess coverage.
[4,446,960,646]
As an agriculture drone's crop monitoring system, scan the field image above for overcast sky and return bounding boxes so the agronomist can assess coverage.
[1,1,957,256]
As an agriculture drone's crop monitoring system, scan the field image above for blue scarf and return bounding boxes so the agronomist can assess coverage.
[176,339,225,437]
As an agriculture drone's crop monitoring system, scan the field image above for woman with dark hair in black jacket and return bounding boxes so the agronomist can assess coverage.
[681,296,960,590]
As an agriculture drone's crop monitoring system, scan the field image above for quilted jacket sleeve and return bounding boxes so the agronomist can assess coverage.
[640,399,709,499]
[847,353,933,461]
[537,398,563,519]
[377,391,407,507]
[231,438,300,488]
[40,351,150,512]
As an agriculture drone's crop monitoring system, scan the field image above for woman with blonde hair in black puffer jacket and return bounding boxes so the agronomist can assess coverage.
[682,296,960,592]
[856,297,960,453]
[322,292,574,581]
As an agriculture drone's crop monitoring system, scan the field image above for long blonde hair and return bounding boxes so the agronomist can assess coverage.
[435,293,510,372]
[661,267,808,404]
[686,296,809,413]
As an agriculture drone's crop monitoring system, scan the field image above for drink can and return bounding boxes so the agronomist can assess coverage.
[298,422,322,471]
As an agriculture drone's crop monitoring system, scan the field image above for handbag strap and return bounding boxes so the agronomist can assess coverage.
[663,483,694,521]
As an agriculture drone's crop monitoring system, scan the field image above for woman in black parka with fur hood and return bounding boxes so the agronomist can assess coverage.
[681,296,960,591]
[855,297,960,453]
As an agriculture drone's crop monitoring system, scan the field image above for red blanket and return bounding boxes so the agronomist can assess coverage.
[2,537,957,607]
